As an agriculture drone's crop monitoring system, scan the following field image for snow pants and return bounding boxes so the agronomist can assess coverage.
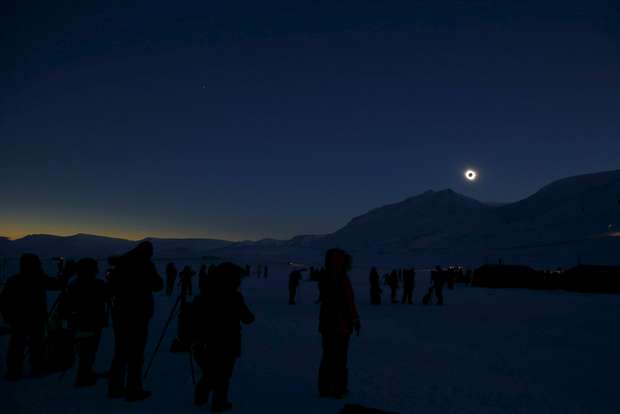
[319,334,350,397]
[5,326,46,379]
[193,347,237,407]
[109,317,149,395]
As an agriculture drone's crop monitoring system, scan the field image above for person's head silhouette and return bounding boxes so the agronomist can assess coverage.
[325,248,352,277]
[134,240,154,259]
[77,258,99,279]
[19,253,42,276]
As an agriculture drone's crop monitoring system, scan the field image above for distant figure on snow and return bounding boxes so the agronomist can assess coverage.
[180,265,196,297]
[369,267,382,305]
[387,270,399,304]
[165,262,177,296]
[431,266,446,305]
[422,287,434,305]
[191,262,255,411]
[402,268,415,304]
[288,269,304,304]
[107,241,163,401]
[198,264,209,295]
[318,248,360,399]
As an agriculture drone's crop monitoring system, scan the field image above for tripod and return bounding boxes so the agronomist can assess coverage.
[143,294,183,379]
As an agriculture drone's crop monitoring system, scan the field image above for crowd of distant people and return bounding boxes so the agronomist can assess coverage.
[288,264,461,308]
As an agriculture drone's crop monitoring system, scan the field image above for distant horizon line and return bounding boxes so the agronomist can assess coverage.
[0,232,244,243]
[3,168,619,244]
[0,188,505,243]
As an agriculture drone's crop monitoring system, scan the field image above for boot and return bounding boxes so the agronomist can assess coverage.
[75,370,97,387]
[211,380,232,412]
[108,362,126,398]
[4,372,21,382]
[125,389,152,402]
[211,402,233,412]
[334,368,349,399]
[194,378,210,406]
[107,387,126,399]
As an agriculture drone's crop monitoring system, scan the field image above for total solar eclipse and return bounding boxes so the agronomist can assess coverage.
[465,169,478,181]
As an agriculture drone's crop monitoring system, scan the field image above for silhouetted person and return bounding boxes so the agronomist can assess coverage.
[54,256,65,276]
[191,263,255,411]
[422,287,434,305]
[465,269,473,286]
[198,264,209,294]
[431,266,445,305]
[45,259,78,374]
[0,253,65,380]
[59,258,108,386]
[369,267,382,305]
[318,249,360,399]
[171,265,198,353]
[208,264,217,282]
[165,262,177,296]
[402,268,415,304]
[107,241,163,401]
[387,270,399,304]
[180,265,195,297]
[447,268,457,290]
[288,269,303,304]
[170,294,192,353]
[263,265,269,279]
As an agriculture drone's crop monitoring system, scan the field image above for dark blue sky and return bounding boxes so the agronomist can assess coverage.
[2,1,619,240]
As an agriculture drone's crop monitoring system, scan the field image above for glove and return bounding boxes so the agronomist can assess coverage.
[354,319,361,336]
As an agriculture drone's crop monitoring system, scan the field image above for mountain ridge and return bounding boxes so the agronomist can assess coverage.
[2,169,619,266]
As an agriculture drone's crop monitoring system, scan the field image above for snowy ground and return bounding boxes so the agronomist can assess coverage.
[2,264,620,414]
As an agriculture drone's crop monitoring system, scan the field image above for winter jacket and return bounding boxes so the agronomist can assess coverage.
[319,274,359,337]
[108,257,163,321]
[60,277,108,332]
[0,272,63,332]
[190,291,254,357]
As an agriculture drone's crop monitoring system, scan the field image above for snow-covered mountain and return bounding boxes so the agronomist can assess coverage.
[326,170,620,260]
[323,189,494,250]
[211,169,620,267]
[495,169,620,242]
[2,170,619,267]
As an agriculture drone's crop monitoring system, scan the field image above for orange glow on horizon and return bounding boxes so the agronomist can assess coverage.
[0,222,242,242]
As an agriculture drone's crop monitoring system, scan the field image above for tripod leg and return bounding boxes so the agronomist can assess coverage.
[143,295,182,379]
[189,348,196,385]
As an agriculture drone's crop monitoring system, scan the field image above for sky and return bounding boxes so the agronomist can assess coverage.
[1,0,619,241]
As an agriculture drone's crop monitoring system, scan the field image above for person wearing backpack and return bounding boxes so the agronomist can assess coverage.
[107,241,163,401]
[59,258,108,386]
[0,253,65,380]
[190,263,255,411]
